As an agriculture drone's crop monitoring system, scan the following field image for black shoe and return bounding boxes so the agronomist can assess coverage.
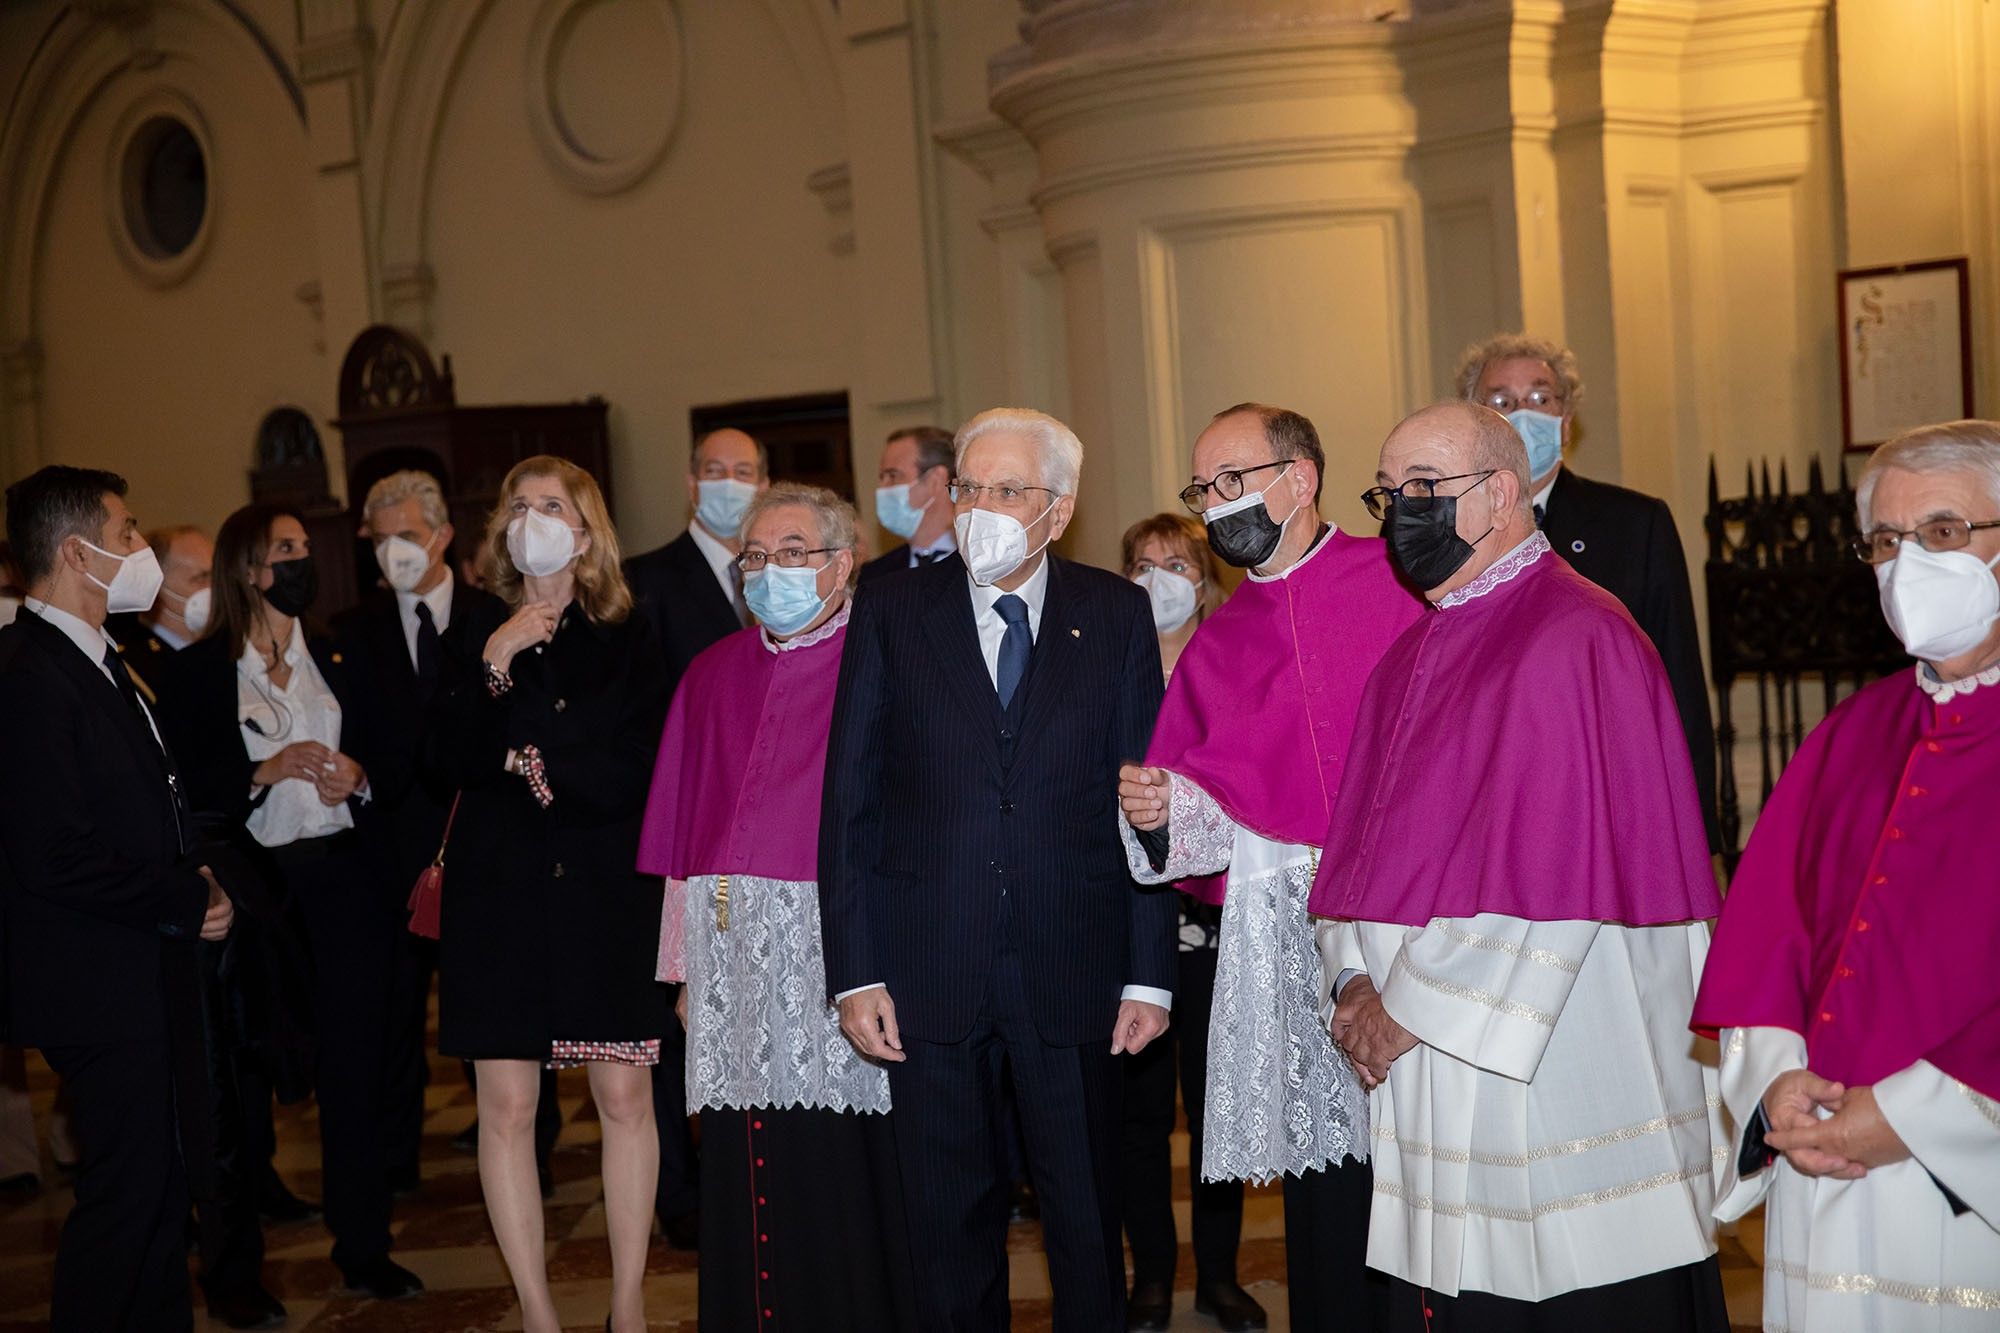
[206,1284,287,1330]
[341,1256,425,1301]
[450,1117,479,1153]
[661,1207,700,1251]
[1194,1280,1268,1331]
[256,1178,320,1225]
[1007,1180,1039,1224]
[1127,1279,1172,1331]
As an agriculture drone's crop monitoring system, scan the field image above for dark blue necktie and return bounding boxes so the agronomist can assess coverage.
[994,594,1030,710]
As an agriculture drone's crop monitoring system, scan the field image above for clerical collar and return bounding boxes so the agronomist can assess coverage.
[763,600,851,655]
[1247,522,1336,583]
[1435,531,1551,610]
[1917,660,2000,702]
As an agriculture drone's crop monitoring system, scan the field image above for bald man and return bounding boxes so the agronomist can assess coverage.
[621,426,770,1248]
[1310,403,1729,1331]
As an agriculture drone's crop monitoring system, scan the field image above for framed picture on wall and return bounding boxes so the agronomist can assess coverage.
[1838,256,1973,452]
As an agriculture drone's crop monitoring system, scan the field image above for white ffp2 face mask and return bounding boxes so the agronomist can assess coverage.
[1877,541,2000,662]
[375,533,438,593]
[81,540,164,615]
[506,510,582,578]
[954,499,1057,587]
[1134,567,1200,634]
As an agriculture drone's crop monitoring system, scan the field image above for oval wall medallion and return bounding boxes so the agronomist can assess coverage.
[103,87,216,289]
[526,0,684,196]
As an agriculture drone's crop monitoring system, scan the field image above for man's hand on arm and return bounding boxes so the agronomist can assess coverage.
[1333,975,1415,1089]
[837,986,906,1063]
[198,866,234,942]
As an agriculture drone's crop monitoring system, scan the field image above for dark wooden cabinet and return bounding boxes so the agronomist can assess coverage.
[330,325,612,611]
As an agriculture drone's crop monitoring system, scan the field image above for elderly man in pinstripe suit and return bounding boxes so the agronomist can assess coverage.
[820,407,1178,1331]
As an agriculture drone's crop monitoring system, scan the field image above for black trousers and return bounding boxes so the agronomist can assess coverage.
[42,1039,192,1333]
[1119,943,1241,1290]
[275,833,399,1272]
[1282,1155,1390,1333]
[383,929,436,1183]
[698,1105,917,1332]
[888,930,1125,1333]
[1379,1255,1731,1332]
[193,940,266,1300]
[651,982,699,1223]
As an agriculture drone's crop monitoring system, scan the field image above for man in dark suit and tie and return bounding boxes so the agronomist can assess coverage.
[0,465,238,1332]
[1458,333,1720,849]
[107,523,211,703]
[622,427,768,1244]
[332,470,513,1196]
[859,425,958,584]
[821,408,1178,1330]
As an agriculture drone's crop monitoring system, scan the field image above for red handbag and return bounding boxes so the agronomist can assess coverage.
[406,793,460,941]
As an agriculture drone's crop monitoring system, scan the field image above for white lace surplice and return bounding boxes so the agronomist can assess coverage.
[661,873,890,1116]
[1120,775,1364,1185]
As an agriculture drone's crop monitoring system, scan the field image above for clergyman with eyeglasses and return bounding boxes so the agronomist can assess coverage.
[1115,402,1423,1333]
[817,407,1177,1330]
[1695,419,2000,1332]
[1310,401,1732,1330]
[1456,333,1719,852]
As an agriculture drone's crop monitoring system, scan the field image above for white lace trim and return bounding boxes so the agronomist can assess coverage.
[680,872,892,1115]
[761,600,851,654]
[1202,850,1365,1184]
[1119,772,1233,884]
[1918,660,2000,702]
[1436,531,1551,609]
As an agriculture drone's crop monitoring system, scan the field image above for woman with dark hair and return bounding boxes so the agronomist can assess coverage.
[162,502,423,1306]
[426,456,666,1333]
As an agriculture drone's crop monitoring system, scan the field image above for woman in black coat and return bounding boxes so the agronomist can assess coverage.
[163,502,422,1311]
[425,455,667,1333]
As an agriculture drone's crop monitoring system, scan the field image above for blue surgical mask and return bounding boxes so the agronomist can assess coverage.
[1507,409,1564,480]
[875,483,926,541]
[696,478,758,539]
[744,563,829,637]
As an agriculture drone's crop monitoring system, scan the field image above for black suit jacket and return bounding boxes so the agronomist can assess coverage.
[1541,468,1720,849]
[331,581,504,880]
[0,611,209,1045]
[107,618,192,707]
[857,545,911,586]
[624,530,743,701]
[818,554,1176,1048]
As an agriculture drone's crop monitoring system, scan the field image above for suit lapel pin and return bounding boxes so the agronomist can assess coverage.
[1570,540,1586,554]
[1070,627,1081,638]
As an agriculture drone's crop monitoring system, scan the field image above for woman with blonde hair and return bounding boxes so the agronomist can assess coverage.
[426,456,667,1333]
[1121,511,1226,683]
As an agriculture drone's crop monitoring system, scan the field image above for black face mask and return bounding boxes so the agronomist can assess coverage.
[264,555,318,618]
[1203,473,1302,569]
[1385,478,1494,591]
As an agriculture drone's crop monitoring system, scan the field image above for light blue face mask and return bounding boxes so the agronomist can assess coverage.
[1507,409,1565,480]
[743,562,829,636]
[697,478,758,538]
[875,483,926,541]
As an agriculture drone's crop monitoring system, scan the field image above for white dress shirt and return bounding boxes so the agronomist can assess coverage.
[238,636,354,848]
[25,598,163,747]
[688,519,746,621]
[396,576,454,671]
[836,556,1171,1013]
[151,621,192,651]
[906,530,957,567]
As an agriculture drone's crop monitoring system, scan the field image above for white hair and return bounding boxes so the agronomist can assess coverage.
[1856,420,2000,528]
[954,408,1084,496]
[364,469,448,531]
[1453,332,1584,409]
[740,482,861,589]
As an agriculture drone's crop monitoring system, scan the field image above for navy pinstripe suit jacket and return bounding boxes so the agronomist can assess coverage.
[818,552,1177,1047]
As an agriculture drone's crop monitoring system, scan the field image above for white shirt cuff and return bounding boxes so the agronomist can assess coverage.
[833,982,886,1002]
[1122,984,1172,1011]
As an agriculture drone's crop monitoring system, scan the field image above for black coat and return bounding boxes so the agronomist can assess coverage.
[818,554,1177,1048]
[106,617,193,706]
[0,610,209,1046]
[624,530,741,702]
[1541,467,1720,850]
[331,582,503,882]
[857,545,911,586]
[423,599,668,1058]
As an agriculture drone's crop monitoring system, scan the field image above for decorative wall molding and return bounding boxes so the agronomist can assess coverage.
[523,0,684,196]
[101,84,215,289]
[805,161,855,255]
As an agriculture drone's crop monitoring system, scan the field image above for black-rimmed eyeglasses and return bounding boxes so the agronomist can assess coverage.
[1179,460,1290,514]
[1360,471,1496,522]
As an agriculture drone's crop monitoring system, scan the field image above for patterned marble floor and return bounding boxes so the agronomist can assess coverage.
[0,1038,1767,1331]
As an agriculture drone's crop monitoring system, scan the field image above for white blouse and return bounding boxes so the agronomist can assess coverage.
[238,636,353,848]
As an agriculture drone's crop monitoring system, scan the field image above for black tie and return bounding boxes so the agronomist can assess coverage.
[414,601,442,689]
[995,595,1031,710]
[912,549,942,567]
[1533,503,1546,528]
[103,644,159,747]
